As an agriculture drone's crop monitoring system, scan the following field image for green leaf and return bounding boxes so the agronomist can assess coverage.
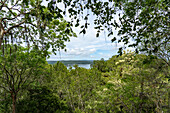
[96,33,99,37]
[111,37,116,42]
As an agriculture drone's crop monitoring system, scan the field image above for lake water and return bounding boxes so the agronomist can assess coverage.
[47,60,93,69]
[66,64,91,69]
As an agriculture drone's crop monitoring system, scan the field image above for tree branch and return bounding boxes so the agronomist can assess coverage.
[16,64,26,87]
[6,20,25,33]
[0,0,8,10]
[2,13,22,21]
[5,5,18,17]
[11,0,20,8]
[0,85,9,92]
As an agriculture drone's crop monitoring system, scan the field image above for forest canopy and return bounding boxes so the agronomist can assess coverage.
[0,49,169,113]
[0,0,169,56]
[0,0,169,113]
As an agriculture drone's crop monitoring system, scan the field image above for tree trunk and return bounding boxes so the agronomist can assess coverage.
[0,29,3,49]
[12,93,17,113]
[0,23,4,49]
[168,89,170,113]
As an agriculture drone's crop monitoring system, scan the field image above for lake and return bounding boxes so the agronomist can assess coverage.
[47,60,94,69]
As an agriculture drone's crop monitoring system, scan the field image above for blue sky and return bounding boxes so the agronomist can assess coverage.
[47,11,122,60]
[48,25,125,60]
[45,1,133,61]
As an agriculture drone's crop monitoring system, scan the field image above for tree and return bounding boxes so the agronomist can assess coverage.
[67,0,169,56]
[93,58,109,72]
[49,62,103,112]
[16,86,70,113]
[93,0,169,56]
[0,0,76,55]
[1,0,169,56]
[0,45,47,113]
[101,51,169,112]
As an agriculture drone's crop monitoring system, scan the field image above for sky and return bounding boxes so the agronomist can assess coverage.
[48,24,125,61]
[45,1,133,61]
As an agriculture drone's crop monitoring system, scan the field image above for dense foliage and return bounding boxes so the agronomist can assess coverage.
[0,45,47,113]
[0,0,169,55]
[0,0,169,113]
[0,49,169,113]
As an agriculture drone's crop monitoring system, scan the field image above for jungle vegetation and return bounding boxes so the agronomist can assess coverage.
[0,48,169,113]
[0,0,169,113]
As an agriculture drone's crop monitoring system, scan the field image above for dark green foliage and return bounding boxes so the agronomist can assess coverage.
[51,63,103,112]
[0,0,76,56]
[1,0,168,56]
[93,58,109,72]
[53,61,68,72]
[0,45,47,113]
[0,1,169,112]
[0,50,169,112]
[16,86,70,113]
[101,51,169,113]
[0,92,11,113]
[43,52,168,113]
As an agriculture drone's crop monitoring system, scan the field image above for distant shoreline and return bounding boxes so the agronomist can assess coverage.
[47,60,94,65]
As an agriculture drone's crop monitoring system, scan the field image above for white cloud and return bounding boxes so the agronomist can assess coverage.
[48,29,120,60]
[65,48,96,56]
[47,7,134,60]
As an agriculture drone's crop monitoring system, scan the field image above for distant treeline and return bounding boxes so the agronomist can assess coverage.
[47,60,94,65]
